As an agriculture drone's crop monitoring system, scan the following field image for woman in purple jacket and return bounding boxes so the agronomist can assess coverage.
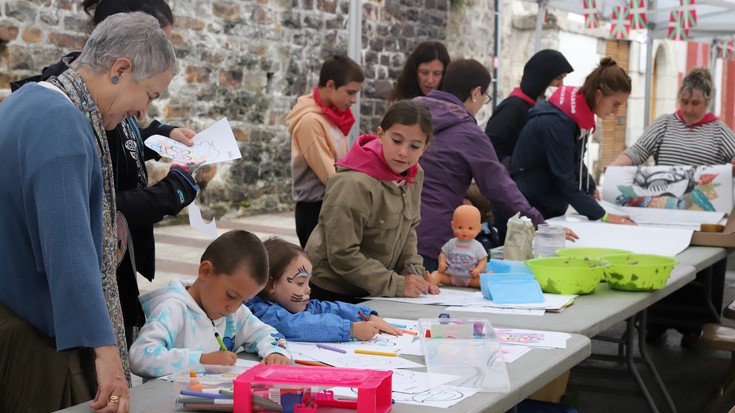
[415,59,569,271]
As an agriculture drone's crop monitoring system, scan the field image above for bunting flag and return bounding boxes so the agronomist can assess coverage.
[627,0,648,30]
[609,6,630,39]
[679,0,697,28]
[583,0,599,29]
[668,10,689,40]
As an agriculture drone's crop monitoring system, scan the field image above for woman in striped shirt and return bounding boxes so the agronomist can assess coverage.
[610,68,735,347]
[611,68,735,167]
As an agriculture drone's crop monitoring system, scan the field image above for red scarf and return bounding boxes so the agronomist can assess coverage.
[675,110,718,128]
[312,86,355,136]
[336,134,419,184]
[548,86,596,131]
[509,87,537,106]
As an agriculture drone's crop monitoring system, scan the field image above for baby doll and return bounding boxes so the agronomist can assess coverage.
[428,204,489,288]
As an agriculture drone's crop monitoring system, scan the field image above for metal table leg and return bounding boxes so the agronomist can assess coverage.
[635,310,677,413]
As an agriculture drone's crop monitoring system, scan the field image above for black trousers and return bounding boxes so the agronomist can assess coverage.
[295,200,323,248]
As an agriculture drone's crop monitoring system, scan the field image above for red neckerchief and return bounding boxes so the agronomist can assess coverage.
[336,134,418,184]
[509,87,537,106]
[312,86,355,136]
[675,110,718,129]
[548,86,596,131]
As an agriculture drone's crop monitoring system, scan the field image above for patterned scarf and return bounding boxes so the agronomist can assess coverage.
[118,118,148,189]
[48,69,131,385]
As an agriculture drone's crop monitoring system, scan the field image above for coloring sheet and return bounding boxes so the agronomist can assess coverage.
[144,117,241,165]
[331,370,477,409]
[330,370,477,409]
[495,328,570,349]
[603,165,733,213]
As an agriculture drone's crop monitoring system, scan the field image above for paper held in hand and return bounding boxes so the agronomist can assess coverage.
[144,117,242,165]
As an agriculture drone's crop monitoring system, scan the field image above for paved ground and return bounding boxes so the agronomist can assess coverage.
[146,212,735,413]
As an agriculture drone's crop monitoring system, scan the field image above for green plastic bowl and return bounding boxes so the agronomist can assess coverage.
[525,257,608,295]
[555,247,633,260]
[603,254,677,292]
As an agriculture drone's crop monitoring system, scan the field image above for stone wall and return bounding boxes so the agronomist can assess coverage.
[0,0,460,218]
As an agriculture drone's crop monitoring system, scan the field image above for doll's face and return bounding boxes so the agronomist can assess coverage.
[268,254,312,313]
[451,205,482,242]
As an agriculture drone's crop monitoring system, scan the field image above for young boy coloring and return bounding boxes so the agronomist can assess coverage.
[246,237,401,342]
[130,230,291,378]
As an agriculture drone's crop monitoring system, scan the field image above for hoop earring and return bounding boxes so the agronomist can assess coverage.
[111,76,120,84]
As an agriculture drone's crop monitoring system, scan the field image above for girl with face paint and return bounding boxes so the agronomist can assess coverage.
[246,237,402,342]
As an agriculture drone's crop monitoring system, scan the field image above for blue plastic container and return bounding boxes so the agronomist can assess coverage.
[487,259,533,274]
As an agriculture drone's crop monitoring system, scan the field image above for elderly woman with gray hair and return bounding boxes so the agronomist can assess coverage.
[611,67,735,167]
[0,12,178,413]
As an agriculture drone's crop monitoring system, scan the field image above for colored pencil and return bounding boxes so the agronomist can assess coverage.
[316,343,347,353]
[354,349,397,357]
[180,390,229,399]
[294,359,331,367]
[401,329,418,336]
[357,311,370,321]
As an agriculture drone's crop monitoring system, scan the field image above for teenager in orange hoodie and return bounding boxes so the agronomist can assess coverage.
[287,55,364,247]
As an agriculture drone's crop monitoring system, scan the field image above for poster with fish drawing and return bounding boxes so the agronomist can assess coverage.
[603,165,733,213]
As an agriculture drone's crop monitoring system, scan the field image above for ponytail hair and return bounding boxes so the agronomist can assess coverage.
[578,57,631,110]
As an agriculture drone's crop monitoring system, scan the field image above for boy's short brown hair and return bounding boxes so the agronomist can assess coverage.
[200,230,269,285]
[318,55,365,88]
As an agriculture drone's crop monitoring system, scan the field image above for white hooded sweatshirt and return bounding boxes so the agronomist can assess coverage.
[130,279,290,378]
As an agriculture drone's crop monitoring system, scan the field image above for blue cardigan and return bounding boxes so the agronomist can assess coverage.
[0,83,116,350]
[246,296,377,342]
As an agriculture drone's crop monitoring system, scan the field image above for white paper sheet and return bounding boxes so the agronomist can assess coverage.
[500,344,532,363]
[446,306,545,316]
[144,117,241,165]
[547,216,692,256]
[187,201,218,239]
[459,292,577,310]
[366,288,479,306]
[600,200,725,229]
[287,342,424,369]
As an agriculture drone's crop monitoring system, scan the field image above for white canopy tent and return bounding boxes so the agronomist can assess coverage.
[528,0,735,126]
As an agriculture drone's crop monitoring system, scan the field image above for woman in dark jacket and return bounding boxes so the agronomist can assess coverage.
[485,49,573,169]
[511,57,633,225]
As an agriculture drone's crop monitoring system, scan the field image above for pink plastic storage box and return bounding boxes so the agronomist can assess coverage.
[233,364,392,413]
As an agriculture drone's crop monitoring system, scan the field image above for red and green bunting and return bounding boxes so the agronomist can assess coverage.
[609,6,630,39]
[583,0,598,29]
[668,10,689,40]
[679,0,698,28]
[627,0,647,30]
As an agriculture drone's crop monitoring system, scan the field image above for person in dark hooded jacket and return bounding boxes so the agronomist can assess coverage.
[484,49,573,170]
[511,57,634,225]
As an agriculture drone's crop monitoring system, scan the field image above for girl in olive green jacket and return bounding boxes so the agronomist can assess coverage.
[306,101,441,303]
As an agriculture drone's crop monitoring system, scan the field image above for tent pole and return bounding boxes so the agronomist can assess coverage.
[643,4,655,129]
[534,0,548,52]
[347,0,362,143]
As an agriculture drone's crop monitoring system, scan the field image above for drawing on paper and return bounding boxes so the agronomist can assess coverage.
[603,165,733,213]
[496,330,544,345]
[145,136,220,164]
